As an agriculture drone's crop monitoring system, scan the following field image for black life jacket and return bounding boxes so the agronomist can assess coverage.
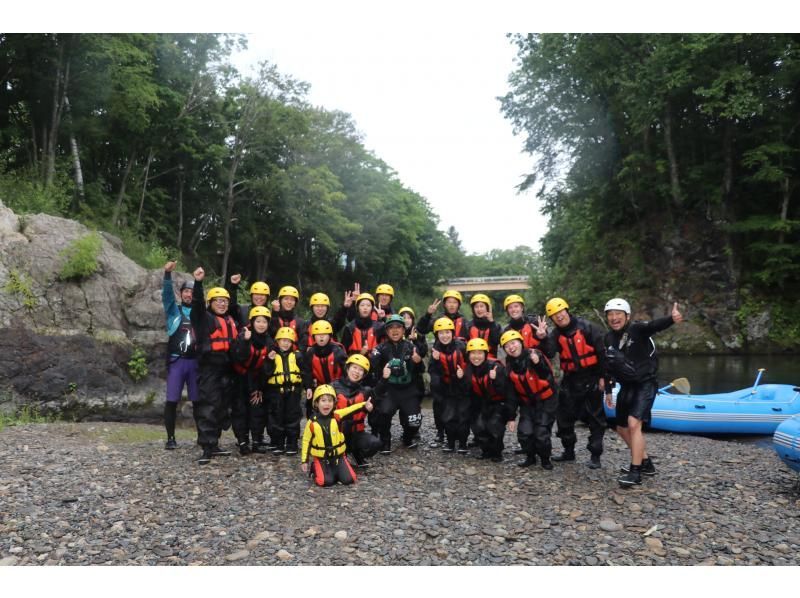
[168,308,196,357]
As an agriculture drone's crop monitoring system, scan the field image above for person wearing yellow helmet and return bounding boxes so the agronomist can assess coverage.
[428,317,469,452]
[417,290,466,339]
[189,267,239,464]
[303,292,349,349]
[304,318,347,419]
[263,326,311,456]
[458,337,512,463]
[300,384,375,487]
[538,297,608,469]
[268,286,308,353]
[374,283,395,319]
[501,329,558,470]
[465,293,502,359]
[161,261,199,451]
[225,273,271,326]
[371,314,425,453]
[502,294,548,351]
[331,354,384,468]
[341,292,382,358]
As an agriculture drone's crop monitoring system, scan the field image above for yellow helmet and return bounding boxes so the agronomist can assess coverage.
[278,286,300,300]
[500,330,524,348]
[345,353,371,373]
[310,320,333,336]
[470,293,492,308]
[443,289,463,304]
[545,297,569,317]
[433,317,455,333]
[398,306,415,319]
[248,306,272,320]
[206,287,230,302]
[249,281,270,296]
[312,384,337,407]
[309,292,330,307]
[355,292,375,306]
[503,294,525,311]
[375,284,394,297]
[274,327,298,342]
[466,338,490,353]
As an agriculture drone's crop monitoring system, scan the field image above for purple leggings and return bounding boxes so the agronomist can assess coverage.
[166,356,199,403]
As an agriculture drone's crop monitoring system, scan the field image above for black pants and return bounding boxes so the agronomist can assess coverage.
[518,397,559,459]
[194,365,233,447]
[266,387,302,450]
[471,402,507,457]
[345,430,383,463]
[309,455,357,486]
[438,387,470,446]
[231,376,255,444]
[430,389,446,437]
[555,377,606,456]
[375,384,422,444]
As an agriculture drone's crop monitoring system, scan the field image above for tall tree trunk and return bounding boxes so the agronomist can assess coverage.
[778,177,791,245]
[176,171,185,251]
[221,159,239,282]
[136,147,155,228]
[663,100,682,208]
[45,39,69,188]
[64,96,84,211]
[113,149,136,227]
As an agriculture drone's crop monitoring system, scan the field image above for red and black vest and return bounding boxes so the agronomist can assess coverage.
[438,349,466,385]
[558,328,599,373]
[347,325,377,354]
[232,341,268,375]
[310,351,343,385]
[469,326,497,359]
[518,322,541,350]
[470,362,504,402]
[209,315,238,353]
[508,366,554,404]
[336,391,367,433]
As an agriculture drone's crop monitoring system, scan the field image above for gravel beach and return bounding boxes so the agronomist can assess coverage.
[1,410,798,566]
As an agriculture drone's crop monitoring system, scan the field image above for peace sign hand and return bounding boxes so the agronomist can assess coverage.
[427,298,441,315]
[535,315,548,339]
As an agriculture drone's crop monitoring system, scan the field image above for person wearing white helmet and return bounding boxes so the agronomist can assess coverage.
[603,299,683,487]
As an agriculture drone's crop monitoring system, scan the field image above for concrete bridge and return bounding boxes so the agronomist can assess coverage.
[438,276,531,292]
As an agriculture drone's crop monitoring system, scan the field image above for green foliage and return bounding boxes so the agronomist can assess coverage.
[127,347,149,382]
[0,404,56,431]
[3,269,37,310]
[0,168,71,216]
[57,233,102,281]
[119,229,179,270]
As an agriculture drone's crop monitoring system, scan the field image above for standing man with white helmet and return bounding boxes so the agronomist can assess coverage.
[537,297,608,469]
[603,298,683,487]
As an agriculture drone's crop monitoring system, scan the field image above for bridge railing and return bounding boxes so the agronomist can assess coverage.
[439,276,530,285]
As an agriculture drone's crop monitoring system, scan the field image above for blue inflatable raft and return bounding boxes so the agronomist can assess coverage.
[773,414,800,474]
[604,383,800,434]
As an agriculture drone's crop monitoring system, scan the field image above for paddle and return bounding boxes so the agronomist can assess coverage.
[659,377,691,394]
[751,368,766,395]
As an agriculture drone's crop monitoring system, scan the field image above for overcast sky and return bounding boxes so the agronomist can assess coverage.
[232,31,542,255]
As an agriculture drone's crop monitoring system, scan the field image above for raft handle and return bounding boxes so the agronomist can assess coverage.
[772,407,782,412]
[694,404,706,409]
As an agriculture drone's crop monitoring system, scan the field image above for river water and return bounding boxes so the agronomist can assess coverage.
[657,354,798,394]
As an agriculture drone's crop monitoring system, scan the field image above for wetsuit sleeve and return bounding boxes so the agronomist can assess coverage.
[331,305,348,336]
[301,421,313,463]
[416,312,433,335]
[162,272,178,324]
[334,345,347,373]
[333,401,368,420]
[488,322,502,348]
[225,280,246,330]
[263,355,276,379]
[634,316,675,337]
[229,336,251,364]
[340,326,353,353]
[504,371,519,419]
[530,350,553,380]
[190,279,209,344]
[539,329,559,359]
[296,318,309,354]
[296,351,312,389]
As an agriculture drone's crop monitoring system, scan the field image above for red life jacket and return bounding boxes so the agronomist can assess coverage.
[508,366,554,403]
[469,326,497,359]
[557,328,599,373]
[209,315,238,353]
[310,350,343,385]
[336,391,367,433]
[438,348,465,385]
[518,322,541,350]
[347,325,377,354]
[453,317,465,339]
[232,341,268,375]
[470,362,504,402]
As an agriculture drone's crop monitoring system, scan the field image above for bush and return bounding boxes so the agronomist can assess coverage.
[58,233,103,281]
[127,347,149,382]
[0,168,71,216]
[119,229,180,270]
[3,269,37,310]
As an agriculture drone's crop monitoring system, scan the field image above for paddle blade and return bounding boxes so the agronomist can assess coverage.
[671,377,691,394]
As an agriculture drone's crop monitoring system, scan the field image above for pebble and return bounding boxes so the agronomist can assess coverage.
[644,537,666,556]
[225,550,250,562]
[599,519,623,532]
[0,557,19,566]
[334,531,348,541]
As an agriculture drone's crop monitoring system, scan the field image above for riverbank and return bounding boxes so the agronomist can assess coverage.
[1,412,798,566]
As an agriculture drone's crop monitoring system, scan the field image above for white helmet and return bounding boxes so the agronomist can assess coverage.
[604,298,631,315]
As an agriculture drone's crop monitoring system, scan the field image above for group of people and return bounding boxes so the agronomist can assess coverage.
[161,261,683,488]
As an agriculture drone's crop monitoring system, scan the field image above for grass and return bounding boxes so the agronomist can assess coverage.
[0,405,57,432]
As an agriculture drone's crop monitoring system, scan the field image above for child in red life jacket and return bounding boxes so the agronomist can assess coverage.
[263,327,311,456]
[304,319,347,419]
[331,354,383,468]
[417,290,467,339]
[341,293,383,366]
[230,305,275,455]
[501,330,558,470]
[502,294,547,350]
[465,294,502,359]
[428,318,469,453]
[189,268,239,465]
[459,338,512,462]
[269,286,308,353]
[301,384,374,487]
[304,292,349,348]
